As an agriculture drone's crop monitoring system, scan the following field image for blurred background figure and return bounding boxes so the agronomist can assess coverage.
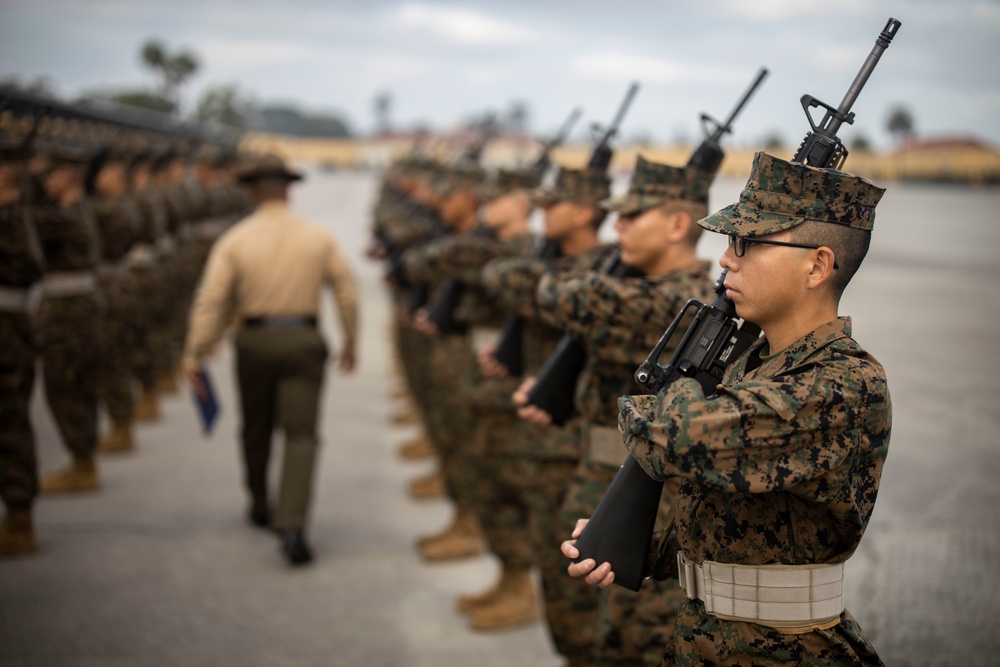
[182,153,358,566]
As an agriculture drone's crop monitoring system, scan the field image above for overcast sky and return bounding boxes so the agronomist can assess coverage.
[2,0,998,149]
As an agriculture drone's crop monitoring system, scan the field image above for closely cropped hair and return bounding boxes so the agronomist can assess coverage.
[788,221,871,299]
[661,200,708,247]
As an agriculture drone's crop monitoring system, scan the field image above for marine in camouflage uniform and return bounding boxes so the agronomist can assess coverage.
[0,142,44,555]
[593,152,890,666]
[482,166,614,666]
[88,148,142,454]
[401,163,488,560]
[33,145,105,493]
[537,156,719,666]
[371,158,444,463]
[418,168,543,629]
[127,152,172,421]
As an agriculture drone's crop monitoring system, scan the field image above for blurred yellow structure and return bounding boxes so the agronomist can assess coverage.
[242,133,1000,184]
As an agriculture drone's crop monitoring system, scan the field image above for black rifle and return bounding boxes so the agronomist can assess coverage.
[534,107,583,172]
[687,67,769,173]
[572,18,901,592]
[525,69,767,426]
[518,82,640,423]
[487,107,584,375]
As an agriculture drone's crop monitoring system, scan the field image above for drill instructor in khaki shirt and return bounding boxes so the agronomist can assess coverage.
[183,154,358,566]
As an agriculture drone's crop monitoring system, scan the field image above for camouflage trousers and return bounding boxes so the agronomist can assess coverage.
[469,390,536,569]
[393,296,433,419]
[669,603,883,667]
[564,455,682,667]
[126,264,162,392]
[152,252,183,379]
[0,312,38,511]
[37,293,102,461]
[97,271,138,424]
[520,419,598,664]
[422,332,477,508]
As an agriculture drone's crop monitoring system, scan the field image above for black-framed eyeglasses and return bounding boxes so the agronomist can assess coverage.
[728,234,838,270]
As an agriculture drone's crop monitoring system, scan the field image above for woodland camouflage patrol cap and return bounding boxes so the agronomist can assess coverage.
[478,167,543,202]
[699,151,885,237]
[601,155,715,214]
[530,167,610,207]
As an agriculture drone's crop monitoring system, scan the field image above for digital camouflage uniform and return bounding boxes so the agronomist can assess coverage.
[481,165,613,664]
[426,200,539,572]
[400,164,486,514]
[92,194,141,426]
[0,200,44,513]
[129,186,171,397]
[160,179,198,378]
[374,160,444,438]
[35,200,103,463]
[538,156,719,667]
[618,152,891,666]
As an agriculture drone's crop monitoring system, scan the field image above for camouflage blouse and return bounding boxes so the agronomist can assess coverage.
[619,316,891,665]
[0,202,44,288]
[33,202,101,273]
[537,260,715,426]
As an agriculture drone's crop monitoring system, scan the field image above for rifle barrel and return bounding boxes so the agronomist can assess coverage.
[717,67,769,137]
[834,18,901,125]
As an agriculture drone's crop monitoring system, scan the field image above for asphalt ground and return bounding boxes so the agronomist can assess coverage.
[1,169,998,667]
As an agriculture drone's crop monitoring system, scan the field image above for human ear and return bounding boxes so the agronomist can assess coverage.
[665,210,692,243]
[805,246,837,288]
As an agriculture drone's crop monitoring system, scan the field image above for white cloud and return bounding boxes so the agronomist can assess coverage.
[393,3,537,45]
[574,52,738,85]
[973,1,1000,24]
[720,0,869,21]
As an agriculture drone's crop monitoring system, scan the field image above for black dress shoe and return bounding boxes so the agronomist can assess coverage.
[279,529,313,566]
[248,504,271,529]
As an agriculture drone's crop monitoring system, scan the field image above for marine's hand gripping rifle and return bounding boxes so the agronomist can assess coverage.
[524,69,768,426]
[571,19,901,592]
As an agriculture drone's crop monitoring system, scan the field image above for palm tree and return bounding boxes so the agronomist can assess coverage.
[886,106,915,144]
[138,38,200,114]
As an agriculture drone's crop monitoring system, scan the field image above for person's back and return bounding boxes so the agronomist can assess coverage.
[213,202,346,318]
[184,154,357,567]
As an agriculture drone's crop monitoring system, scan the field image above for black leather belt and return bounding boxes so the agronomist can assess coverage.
[243,315,318,329]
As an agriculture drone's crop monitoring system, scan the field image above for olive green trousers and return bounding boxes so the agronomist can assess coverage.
[234,327,327,530]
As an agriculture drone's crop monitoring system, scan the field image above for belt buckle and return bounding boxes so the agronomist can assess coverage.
[677,553,698,600]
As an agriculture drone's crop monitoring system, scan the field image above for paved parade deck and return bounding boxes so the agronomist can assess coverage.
[1,170,998,666]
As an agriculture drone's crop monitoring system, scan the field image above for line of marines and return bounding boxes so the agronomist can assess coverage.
[0,132,251,557]
[371,134,890,666]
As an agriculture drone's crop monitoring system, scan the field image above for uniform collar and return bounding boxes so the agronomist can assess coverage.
[740,316,853,378]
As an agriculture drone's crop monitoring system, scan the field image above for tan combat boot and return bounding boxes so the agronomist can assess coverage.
[408,469,445,499]
[397,435,435,461]
[40,458,100,494]
[419,510,485,561]
[97,421,136,454]
[390,384,411,400]
[391,409,421,426]
[0,510,37,558]
[456,574,505,613]
[134,390,160,422]
[468,567,540,631]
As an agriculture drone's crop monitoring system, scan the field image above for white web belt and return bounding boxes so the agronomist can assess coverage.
[42,271,98,297]
[0,285,37,312]
[677,552,845,629]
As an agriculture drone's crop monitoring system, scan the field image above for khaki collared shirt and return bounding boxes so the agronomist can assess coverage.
[183,200,358,364]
